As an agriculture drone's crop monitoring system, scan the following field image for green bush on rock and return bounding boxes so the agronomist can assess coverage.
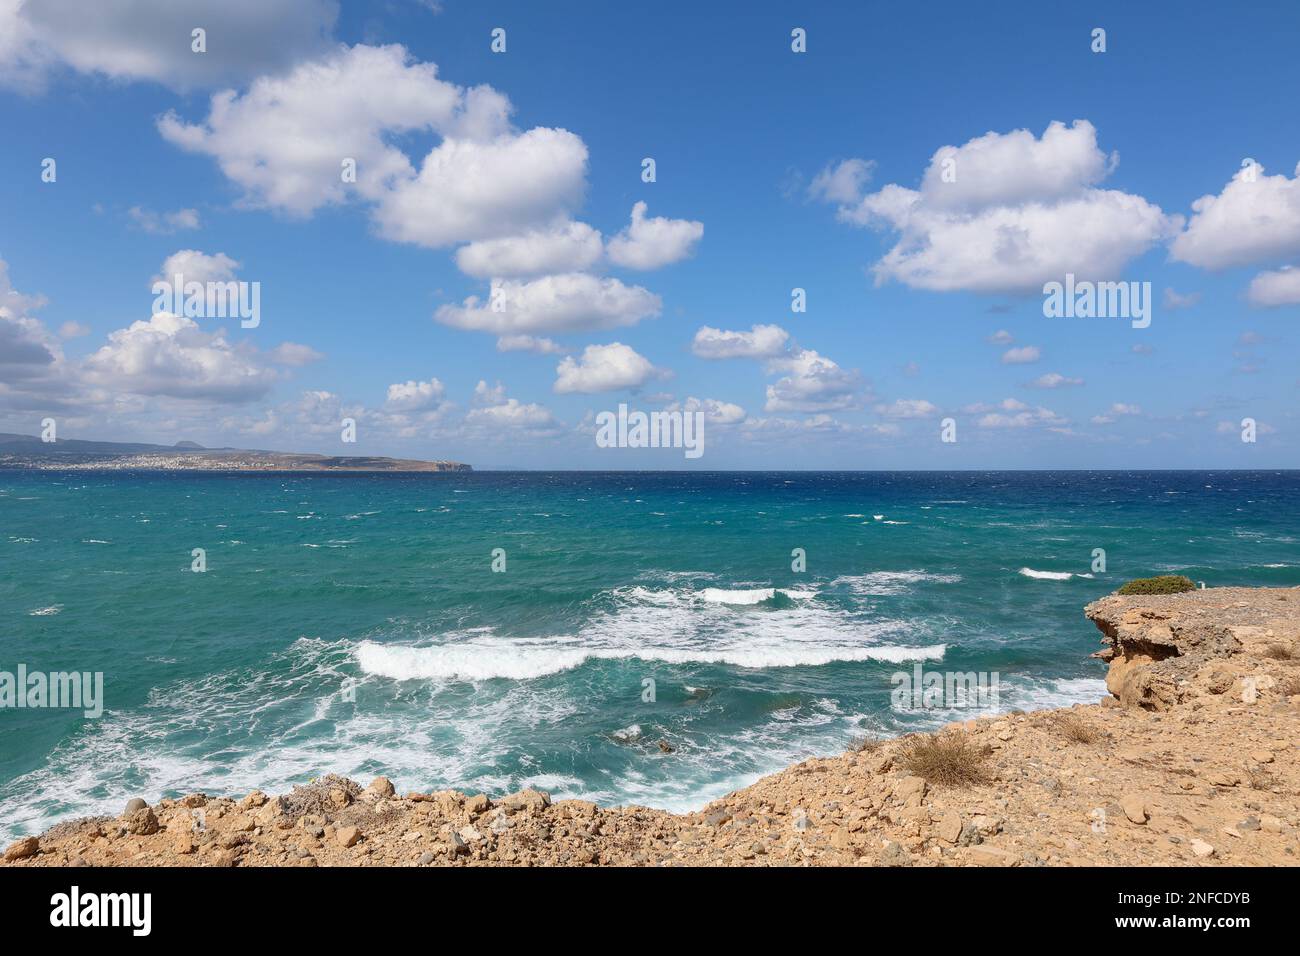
[1117,575,1197,595]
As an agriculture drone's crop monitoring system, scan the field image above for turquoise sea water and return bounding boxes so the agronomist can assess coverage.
[2,470,1298,840]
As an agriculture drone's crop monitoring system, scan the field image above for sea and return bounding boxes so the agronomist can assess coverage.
[2,470,1297,841]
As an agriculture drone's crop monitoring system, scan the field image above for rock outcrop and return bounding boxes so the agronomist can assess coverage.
[5,588,1298,868]
[1087,586,1300,710]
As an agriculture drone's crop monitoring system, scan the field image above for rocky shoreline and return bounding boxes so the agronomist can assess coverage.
[5,586,1298,867]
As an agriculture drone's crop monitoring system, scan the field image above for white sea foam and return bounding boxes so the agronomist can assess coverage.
[833,571,961,596]
[355,637,946,681]
[1013,677,1108,710]
[1018,568,1094,580]
[699,587,775,604]
[28,605,63,616]
[612,724,643,743]
[356,640,590,681]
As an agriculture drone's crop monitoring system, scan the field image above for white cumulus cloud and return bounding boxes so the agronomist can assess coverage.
[155,250,239,285]
[455,221,603,278]
[1001,345,1041,364]
[436,273,660,335]
[81,312,278,403]
[764,348,861,413]
[554,342,666,394]
[1246,266,1300,307]
[668,396,746,425]
[385,378,448,412]
[605,201,703,270]
[691,323,790,359]
[0,0,339,92]
[1171,161,1300,270]
[826,121,1176,294]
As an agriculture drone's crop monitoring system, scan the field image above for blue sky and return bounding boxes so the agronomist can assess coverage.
[2,0,1299,468]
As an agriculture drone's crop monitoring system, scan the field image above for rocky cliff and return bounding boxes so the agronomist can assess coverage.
[1087,586,1300,710]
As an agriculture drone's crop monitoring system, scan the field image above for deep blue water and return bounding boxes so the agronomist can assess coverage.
[2,470,1297,840]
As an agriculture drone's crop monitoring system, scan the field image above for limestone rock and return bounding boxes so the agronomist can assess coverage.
[499,788,551,812]
[967,845,1019,866]
[936,812,963,845]
[124,808,159,836]
[3,837,38,861]
[1120,795,1148,825]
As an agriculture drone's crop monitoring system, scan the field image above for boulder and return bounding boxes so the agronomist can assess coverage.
[124,808,159,836]
[499,788,551,813]
[891,776,927,805]
[255,796,290,827]
[3,837,39,861]
[935,812,963,845]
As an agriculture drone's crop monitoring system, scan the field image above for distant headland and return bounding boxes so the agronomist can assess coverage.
[0,433,471,473]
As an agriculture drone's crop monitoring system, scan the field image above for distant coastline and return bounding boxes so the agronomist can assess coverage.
[0,433,470,473]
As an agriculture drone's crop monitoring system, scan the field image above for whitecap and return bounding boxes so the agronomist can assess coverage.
[833,571,961,596]
[699,587,775,605]
[1018,568,1093,580]
[355,639,948,681]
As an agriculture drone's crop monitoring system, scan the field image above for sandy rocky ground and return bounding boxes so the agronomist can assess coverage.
[5,586,1299,867]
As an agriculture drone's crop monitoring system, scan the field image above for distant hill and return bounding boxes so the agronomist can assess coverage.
[0,433,470,473]
[0,433,230,456]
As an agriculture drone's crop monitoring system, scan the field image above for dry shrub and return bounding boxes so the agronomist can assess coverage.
[1049,712,1107,745]
[898,732,992,788]
[1261,644,1297,660]
[1247,766,1276,791]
